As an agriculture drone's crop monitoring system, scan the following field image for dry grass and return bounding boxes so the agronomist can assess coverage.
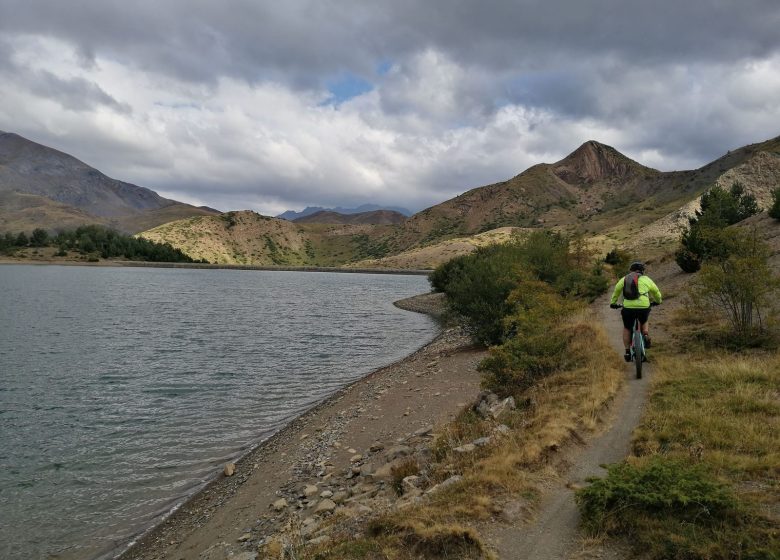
[580,348,780,558]
[301,316,623,559]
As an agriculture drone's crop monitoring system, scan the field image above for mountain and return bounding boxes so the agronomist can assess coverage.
[0,132,219,233]
[292,209,407,225]
[141,135,780,269]
[387,136,780,253]
[278,204,412,220]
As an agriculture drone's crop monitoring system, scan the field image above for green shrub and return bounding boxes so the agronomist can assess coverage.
[577,457,777,559]
[429,231,608,344]
[769,187,780,220]
[604,248,632,278]
[690,234,779,346]
[676,183,761,273]
[479,280,577,396]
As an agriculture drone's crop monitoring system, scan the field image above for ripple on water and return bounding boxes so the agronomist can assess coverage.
[0,266,436,560]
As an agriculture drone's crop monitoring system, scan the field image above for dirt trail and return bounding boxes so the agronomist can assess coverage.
[487,295,653,559]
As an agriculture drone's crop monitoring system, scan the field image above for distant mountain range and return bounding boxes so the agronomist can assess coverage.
[292,209,407,225]
[277,204,412,220]
[0,131,218,233]
[3,128,779,269]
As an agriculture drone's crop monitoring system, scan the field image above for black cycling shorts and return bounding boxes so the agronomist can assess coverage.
[621,307,650,330]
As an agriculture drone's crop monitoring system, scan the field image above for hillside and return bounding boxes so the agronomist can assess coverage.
[349,227,526,270]
[0,131,218,233]
[139,211,312,265]
[386,136,780,255]
[292,209,406,225]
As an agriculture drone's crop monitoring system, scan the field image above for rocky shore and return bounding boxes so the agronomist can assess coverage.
[119,292,485,560]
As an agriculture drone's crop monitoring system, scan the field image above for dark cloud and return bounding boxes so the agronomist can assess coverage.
[2,1,778,87]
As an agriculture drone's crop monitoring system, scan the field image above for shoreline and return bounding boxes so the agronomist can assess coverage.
[0,258,432,275]
[117,292,482,560]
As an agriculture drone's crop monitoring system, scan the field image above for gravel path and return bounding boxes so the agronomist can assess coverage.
[486,295,652,559]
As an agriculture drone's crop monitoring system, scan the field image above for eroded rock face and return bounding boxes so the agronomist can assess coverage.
[552,140,646,184]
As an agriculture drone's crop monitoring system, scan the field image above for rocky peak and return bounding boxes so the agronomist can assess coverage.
[552,140,647,184]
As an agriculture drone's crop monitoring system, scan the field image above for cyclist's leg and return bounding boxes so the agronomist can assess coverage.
[622,328,631,349]
[638,308,652,346]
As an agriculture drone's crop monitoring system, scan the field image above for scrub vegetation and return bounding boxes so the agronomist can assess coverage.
[0,225,197,262]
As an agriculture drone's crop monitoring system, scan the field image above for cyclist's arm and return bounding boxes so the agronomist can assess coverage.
[647,278,662,304]
[610,278,624,305]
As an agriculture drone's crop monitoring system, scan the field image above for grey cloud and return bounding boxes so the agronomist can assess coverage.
[27,69,132,113]
[2,1,778,88]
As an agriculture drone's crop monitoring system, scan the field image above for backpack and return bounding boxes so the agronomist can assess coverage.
[623,272,641,300]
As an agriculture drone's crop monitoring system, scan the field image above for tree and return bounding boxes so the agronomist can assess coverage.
[690,230,779,344]
[30,228,49,247]
[676,182,760,273]
[769,187,780,220]
[15,232,29,247]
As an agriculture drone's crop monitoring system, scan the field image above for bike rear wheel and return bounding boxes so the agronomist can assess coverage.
[632,324,644,379]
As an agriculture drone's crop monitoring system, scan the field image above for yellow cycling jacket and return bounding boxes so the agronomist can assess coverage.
[610,274,662,309]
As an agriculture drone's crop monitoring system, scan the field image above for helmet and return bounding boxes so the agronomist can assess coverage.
[629,261,645,273]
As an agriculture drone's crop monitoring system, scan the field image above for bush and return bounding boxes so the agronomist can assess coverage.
[429,230,608,345]
[577,457,777,559]
[479,280,578,396]
[577,458,738,533]
[430,244,527,344]
[769,187,780,220]
[690,233,779,346]
[604,248,632,278]
[676,183,761,273]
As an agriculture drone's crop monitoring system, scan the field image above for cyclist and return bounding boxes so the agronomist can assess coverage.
[610,262,662,362]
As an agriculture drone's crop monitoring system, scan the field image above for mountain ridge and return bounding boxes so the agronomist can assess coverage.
[278,204,412,220]
[0,132,219,233]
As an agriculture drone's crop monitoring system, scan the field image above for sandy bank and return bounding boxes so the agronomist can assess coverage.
[118,292,484,560]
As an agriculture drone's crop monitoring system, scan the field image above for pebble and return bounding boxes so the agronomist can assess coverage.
[223,463,236,477]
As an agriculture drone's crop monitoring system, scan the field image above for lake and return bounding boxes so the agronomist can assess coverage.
[0,265,437,559]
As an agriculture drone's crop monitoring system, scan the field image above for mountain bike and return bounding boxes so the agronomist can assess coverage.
[613,304,656,379]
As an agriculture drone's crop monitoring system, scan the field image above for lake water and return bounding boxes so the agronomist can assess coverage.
[0,265,437,559]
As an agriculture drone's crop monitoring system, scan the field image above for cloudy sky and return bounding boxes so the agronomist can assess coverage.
[1,1,779,215]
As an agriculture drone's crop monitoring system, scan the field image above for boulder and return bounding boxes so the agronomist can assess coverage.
[426,475,463,495]
[385,445,413,461]
[303,485,319,498]
[314,499,337,515]
[223,463,236,477]
[489,397,516,419]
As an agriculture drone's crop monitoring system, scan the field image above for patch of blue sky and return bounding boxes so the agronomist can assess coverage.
[322,73,374,106]
[375,60,393,75]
